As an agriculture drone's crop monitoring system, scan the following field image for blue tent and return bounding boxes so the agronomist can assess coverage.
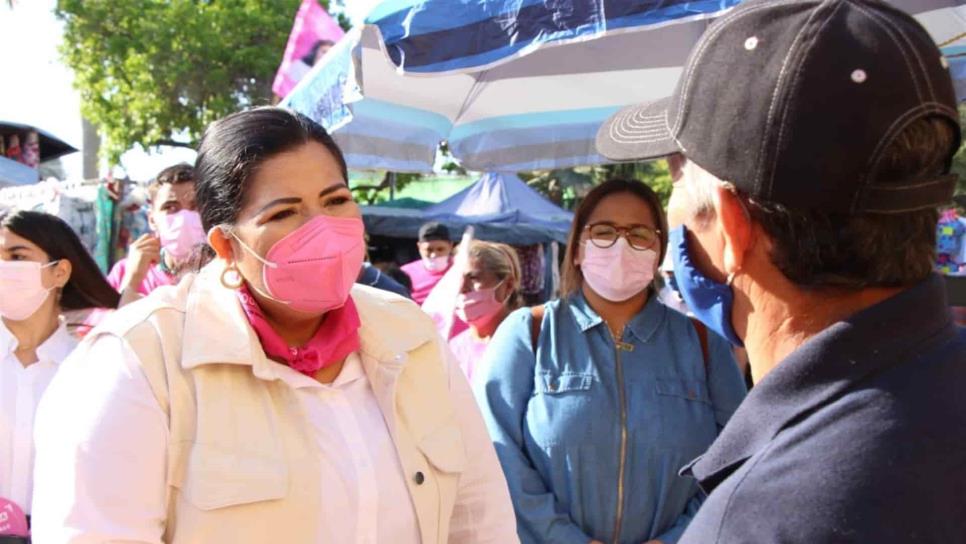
[361,172,573,245]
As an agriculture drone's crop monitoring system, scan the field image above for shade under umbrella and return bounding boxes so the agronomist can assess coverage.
[0,121,79,163]
[285,0,966,174]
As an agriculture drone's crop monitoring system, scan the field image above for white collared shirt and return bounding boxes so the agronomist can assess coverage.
[32,339,489,543]
[0,319,76,514]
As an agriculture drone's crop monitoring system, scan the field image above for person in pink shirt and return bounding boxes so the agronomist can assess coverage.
[449,240,523,383]
[400,221,454,305]
[107,163,207,305]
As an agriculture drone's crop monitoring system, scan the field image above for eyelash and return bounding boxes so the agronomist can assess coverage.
[268,209,296,222]
[326,196,350,207]
[266,195,351,222]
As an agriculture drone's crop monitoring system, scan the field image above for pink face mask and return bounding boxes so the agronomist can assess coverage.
[157,210,207,263]
[0,261,57,321]
[423,255,450,272]
[230,215,365,314]
[580,238,657,302]
[456,281,506,325]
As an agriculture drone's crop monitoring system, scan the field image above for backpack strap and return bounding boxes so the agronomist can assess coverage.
[529,305,546,353]
[690,317,710,371]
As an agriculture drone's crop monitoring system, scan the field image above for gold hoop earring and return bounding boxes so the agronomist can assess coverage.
[220,263,244,290]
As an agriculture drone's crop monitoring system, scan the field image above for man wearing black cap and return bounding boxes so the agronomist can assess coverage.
[401,221,455,305]
[597,0,966,541]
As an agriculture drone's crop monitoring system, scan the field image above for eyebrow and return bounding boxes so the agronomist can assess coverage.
[254,183,348,216]
[590,221,653,228]
[3,245,32,253]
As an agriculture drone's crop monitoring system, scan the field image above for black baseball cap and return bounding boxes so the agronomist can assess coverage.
[418,221,450,242]
[597,0,961,214]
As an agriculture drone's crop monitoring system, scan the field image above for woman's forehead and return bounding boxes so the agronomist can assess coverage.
[245,143,345,204]
[587,192,656,226]
[0,227,38,251]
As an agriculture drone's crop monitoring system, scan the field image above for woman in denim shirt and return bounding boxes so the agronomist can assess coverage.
[475,179,747,544]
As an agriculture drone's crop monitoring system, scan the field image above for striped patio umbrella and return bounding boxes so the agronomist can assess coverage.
[284,0,966,173]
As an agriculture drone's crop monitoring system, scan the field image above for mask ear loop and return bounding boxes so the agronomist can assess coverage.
[220,227,289,305]
[224,228,279,269]
[40,260,67,295]
[721,183,752,288]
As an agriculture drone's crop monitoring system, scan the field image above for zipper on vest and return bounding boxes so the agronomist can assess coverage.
[610,327,633,544]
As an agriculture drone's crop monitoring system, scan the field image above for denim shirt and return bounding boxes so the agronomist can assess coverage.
[475,293,747,544]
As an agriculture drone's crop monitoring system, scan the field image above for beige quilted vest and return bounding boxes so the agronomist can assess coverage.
[89,263,467,543]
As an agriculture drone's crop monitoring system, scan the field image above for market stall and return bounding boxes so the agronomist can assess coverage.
[0,121,78,187]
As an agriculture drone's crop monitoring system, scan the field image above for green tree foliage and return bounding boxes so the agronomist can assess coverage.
[56,0,325,164]
[590,160,673,209]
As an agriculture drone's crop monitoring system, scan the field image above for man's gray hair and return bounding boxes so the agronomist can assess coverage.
[680,116,952,289]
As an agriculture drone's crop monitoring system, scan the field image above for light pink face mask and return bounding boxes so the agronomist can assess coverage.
[230,215,365,314]
[0,261,57,321]
[157,210,207,263]
[580,238,657,302]
[423,255,450,272]
[456,281,506,325]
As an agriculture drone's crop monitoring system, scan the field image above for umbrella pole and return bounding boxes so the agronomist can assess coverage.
[389,171,396,201]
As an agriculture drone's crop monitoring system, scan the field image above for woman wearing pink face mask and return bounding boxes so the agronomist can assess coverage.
[475,179,748,544]
[31,107,517,544]
[0,210,119,534]
[449,241,523,383]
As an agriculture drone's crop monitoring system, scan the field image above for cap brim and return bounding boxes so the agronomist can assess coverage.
[596,97,681,162]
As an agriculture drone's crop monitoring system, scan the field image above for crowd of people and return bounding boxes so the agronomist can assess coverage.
[1,0,965,542]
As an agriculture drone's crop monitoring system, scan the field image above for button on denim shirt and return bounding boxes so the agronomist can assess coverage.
[475,293,747,544]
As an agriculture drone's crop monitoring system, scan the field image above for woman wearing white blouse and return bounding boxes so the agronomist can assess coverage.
[30,108,518,544]
[0,210,120,528]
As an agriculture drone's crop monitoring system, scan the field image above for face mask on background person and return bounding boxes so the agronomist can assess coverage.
[0,261,58,321]
[156,210,207,263]
[455,281,506,325]
[228,215,366,314]
[423,255,449,272]
[667,225,744,346]
[580,237,657,302]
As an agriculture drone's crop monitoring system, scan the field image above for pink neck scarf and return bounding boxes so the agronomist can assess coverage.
[236,284,361,376]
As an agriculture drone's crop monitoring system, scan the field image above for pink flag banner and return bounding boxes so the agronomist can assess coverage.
[272,0,345,99]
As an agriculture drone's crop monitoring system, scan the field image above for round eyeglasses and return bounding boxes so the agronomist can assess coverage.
[584,223,661,251]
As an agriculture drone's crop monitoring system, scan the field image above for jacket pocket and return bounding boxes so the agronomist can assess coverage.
[535,371,594,395]
[655,378,711,405]
[179,443,288,511]
[418,423,467,474]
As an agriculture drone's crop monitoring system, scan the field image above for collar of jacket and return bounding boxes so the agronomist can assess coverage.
[180,261,436,380]
[682,274,957,491]
[566,289,668,344]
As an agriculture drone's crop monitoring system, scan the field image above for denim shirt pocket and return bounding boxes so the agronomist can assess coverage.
[653,378,718,456]
[535,371,594,395]
[529,371,596,448]
[655,378,711,405]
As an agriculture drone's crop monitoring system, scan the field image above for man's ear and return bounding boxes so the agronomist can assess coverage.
[147,210,158,233]
[208,226,235,262]
[713,185,753,277]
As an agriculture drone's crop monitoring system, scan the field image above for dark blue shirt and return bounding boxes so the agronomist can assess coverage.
[357,263,411,299]
[679,274,966,543]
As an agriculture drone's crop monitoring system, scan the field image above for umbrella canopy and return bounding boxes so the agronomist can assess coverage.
[0,122,78,163]
[362,172,574,244]
[285,0,966,174]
